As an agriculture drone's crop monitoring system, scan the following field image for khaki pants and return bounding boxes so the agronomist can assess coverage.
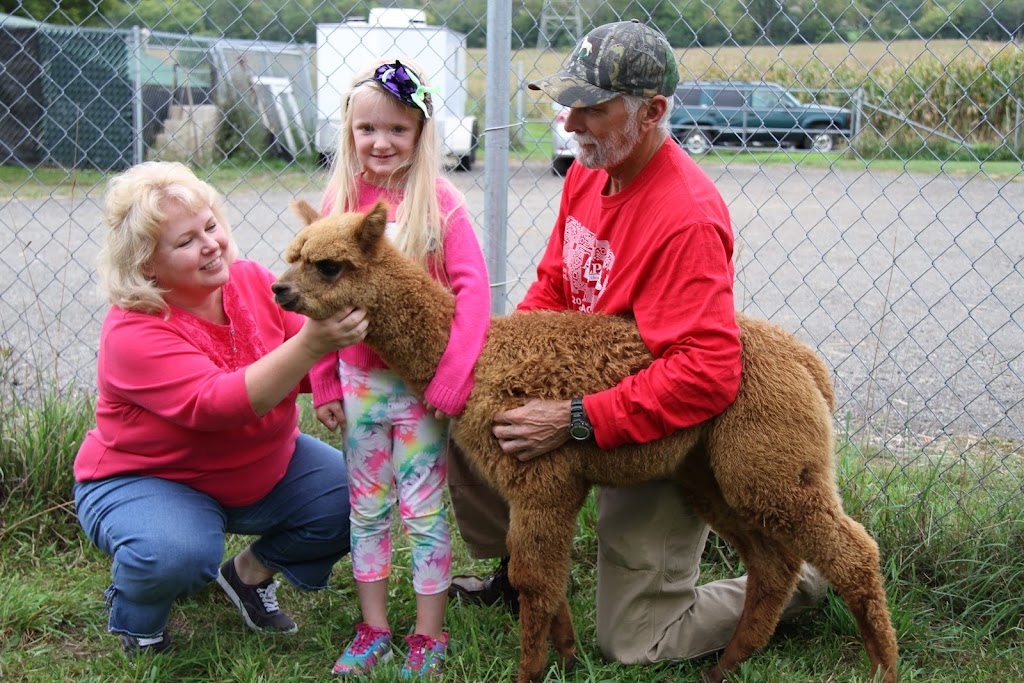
[448,447,820,663]
[595,480,747,662]
[448,441,510,558]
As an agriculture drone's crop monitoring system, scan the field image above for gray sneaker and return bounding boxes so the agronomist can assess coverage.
[120,630,171,658]
[216,557,298,634]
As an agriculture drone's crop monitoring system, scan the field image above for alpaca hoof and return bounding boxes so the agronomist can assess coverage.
[515,666,545,683]
[557,652,577,674]
[701,665,726,683]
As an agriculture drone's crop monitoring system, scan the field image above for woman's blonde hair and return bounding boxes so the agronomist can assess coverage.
[326,57,457,273]
[97,161,237,315]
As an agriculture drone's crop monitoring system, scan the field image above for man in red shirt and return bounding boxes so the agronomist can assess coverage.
[448,20,825,664]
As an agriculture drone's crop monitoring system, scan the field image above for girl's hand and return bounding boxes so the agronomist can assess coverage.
[426,403,450,421]
[316,400,346,432]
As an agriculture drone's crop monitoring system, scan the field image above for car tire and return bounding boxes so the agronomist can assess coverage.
[552,157,573,176]
[804,126,839,153]
[680,128,712,155]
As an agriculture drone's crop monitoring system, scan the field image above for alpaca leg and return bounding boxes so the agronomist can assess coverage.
[753,484,898,683]
[800,513,898,683]
[704,422,897,681]
[507,496,585,683]
[704,534,803,681]
[550,597,577,672]
[515,592,552,683]
[674,463,805,680]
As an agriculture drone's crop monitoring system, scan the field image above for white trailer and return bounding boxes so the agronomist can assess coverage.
[314,15,478,170]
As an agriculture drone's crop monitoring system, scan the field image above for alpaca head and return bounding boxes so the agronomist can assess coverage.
[272,198,390,320]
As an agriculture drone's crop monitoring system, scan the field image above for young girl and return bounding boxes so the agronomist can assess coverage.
[309,58,490,678]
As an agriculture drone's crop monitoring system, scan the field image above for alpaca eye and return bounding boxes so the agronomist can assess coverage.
[315,260,346,278]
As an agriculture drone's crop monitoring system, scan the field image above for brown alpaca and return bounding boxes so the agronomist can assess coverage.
[272,200,899,683]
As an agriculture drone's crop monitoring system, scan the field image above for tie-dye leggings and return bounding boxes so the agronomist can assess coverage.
[339,361,451,596]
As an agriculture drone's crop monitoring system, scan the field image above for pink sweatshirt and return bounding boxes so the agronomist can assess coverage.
[74,260,309,506]
[310,175,491,415]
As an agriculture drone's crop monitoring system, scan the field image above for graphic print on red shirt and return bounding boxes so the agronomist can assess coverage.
[563,215,616,312]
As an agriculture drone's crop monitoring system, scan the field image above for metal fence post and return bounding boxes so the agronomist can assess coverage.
[131,25,143,164]
[1015,97,1021,150]
[483,0,512,314]
[853,86,863,140]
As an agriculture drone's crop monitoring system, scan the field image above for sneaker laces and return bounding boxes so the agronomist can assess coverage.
[256,579,281,613]
[350,624,388,654]
[404,634,433,669]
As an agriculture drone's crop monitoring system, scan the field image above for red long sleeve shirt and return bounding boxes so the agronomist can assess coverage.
[519,139,742,448]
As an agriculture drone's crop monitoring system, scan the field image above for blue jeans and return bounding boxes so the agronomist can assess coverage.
[74,433,351,639]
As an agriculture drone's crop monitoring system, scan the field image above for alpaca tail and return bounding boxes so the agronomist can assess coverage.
[796,345,836,412]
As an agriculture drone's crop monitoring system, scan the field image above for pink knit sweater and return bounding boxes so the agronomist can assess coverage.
[74,260,309,506]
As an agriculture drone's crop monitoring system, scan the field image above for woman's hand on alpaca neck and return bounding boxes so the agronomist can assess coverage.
[244,307,368,415]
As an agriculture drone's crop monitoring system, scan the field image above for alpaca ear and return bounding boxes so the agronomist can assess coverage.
[283,233,306,263]
[355,199,389,255]
[290,199,322,226]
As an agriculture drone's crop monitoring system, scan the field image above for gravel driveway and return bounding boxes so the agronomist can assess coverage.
[2,159,1021,444]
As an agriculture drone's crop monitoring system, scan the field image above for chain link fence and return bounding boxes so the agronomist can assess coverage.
[1,2,1022,546]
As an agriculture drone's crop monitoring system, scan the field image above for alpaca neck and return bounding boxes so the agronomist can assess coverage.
[364,253,455,392]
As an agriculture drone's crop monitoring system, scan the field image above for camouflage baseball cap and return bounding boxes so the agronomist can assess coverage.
[528,20,679,107]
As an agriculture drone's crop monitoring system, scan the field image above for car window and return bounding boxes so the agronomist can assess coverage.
[712,88,744,107]
[676,87,706,106]
[751,88,784,109]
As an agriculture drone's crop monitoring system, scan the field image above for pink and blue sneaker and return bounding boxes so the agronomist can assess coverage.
[400,632,448,679]
[332,623,393,676]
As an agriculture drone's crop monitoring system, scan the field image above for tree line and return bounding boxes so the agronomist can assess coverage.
[3,0,1022,47]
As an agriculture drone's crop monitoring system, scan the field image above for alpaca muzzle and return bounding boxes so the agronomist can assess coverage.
[271,282,302,312]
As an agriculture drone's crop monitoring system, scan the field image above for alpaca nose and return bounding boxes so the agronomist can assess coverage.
[271,282,300,310]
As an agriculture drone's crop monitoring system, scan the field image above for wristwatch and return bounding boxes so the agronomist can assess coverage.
[568,397,593,441]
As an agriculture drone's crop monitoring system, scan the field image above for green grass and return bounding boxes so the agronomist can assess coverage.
[4,118,1020,194]
[0,156,329,200]
[3,381,1024,682]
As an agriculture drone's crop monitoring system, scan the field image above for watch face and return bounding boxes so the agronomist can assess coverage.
[569,424,592,440]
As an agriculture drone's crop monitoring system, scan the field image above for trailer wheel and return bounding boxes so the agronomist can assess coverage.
[456,122,479,172]
[456,145,476,171]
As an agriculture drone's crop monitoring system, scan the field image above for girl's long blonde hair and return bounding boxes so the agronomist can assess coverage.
[327,57,455,273]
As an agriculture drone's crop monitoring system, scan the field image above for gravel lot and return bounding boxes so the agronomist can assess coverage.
[2,159,1021,443]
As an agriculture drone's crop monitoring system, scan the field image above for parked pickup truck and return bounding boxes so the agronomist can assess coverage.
[670,80,853,154]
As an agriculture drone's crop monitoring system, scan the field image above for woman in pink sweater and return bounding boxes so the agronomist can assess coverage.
[74,161,368,656]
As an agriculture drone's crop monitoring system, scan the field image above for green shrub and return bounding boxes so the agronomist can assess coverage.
[0,385,91,541]
[216,97,270,162]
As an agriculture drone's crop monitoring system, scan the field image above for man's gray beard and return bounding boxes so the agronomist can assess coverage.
[575,114,642,170]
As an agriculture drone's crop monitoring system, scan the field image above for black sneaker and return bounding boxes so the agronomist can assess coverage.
[216,556,298,634]
[448,556,520,614]
[120,630,171,658]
